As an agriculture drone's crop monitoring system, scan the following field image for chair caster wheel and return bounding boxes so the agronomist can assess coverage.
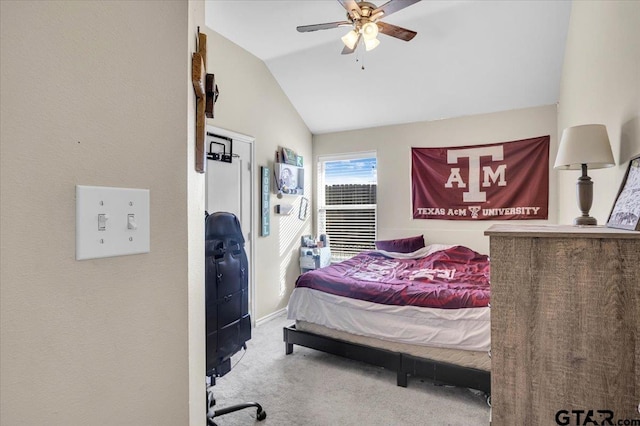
[206,390,216,410]
[257,409,267,421]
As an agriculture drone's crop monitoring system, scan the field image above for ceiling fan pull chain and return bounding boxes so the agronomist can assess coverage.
[355,36,365,70]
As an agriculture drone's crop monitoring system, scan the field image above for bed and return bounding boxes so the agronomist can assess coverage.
[283,241,491,399]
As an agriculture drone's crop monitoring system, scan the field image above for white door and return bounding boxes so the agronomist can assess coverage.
[205,129,255,321]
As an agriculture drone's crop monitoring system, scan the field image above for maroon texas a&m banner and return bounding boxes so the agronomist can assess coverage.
[412,136,549,220]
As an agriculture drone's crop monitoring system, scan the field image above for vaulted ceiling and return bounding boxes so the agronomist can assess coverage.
[205,1,572,134]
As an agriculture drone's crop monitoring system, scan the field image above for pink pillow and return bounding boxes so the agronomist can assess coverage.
[375,235,425,253]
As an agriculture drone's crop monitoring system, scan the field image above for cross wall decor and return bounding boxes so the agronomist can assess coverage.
[191,28,220,174]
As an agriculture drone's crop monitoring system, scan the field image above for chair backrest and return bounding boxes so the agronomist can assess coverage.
[205,212,251,377]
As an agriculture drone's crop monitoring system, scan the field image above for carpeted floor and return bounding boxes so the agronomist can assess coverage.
[209,312,490,425]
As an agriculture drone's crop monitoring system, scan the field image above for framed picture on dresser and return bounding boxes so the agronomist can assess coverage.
[607,155,640,231]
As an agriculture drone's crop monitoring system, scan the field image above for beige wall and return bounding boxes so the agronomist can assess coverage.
[3,2,634,424]
[313,105,558,254]
[202,29,313,319]
[187,2,207,425]
[557,1,640,225]
[0,1,205,425]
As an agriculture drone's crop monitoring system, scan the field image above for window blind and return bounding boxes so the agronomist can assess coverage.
[317,154,377,262]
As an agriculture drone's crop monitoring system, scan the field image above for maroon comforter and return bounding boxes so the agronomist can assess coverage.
[295,246,490,309]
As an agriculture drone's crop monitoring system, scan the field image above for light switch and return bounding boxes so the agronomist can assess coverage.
[98,214,109,231]
[127,214,137,230]
[76,185,150,260]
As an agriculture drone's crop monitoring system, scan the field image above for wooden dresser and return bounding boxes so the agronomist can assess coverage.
[484,224,640,426]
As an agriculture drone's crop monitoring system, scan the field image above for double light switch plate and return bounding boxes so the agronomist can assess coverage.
[76,185,150,260]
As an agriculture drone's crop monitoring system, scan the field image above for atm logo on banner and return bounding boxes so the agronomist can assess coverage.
[412,136,549,220]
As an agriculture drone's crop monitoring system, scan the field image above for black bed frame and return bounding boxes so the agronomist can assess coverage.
[283,324,490,396]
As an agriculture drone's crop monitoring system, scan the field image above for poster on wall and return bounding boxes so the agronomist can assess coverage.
[412,136,549,220]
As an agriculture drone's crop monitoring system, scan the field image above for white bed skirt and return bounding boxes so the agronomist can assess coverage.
[287,287,490,352]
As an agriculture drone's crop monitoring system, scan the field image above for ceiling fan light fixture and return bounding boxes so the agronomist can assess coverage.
[362,22,379,40]
[341,29,359,49]
[297,0,420,56]
[364,37,380,51]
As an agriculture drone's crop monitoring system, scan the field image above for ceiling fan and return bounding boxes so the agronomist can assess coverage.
[297,0,421,54]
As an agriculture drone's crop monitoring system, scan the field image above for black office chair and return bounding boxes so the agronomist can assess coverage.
[205,212,266,425]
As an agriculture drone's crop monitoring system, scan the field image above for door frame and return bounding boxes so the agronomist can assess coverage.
[206,125,257,325]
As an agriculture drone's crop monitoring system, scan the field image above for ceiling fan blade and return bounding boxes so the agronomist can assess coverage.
[297,21,351,32]
[373,0,421,19]
[338,0,362,19]
[341,33,361,55]
[377,22,417,41]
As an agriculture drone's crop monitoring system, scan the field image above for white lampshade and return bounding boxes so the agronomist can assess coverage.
[364,37,380,51]
[362,22,379,40]
[341,30,359,50]
[554,124,615,170]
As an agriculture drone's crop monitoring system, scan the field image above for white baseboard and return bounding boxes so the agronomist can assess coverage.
[255,308,287,326]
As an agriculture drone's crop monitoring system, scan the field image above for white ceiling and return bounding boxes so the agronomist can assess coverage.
[205,0,571,135]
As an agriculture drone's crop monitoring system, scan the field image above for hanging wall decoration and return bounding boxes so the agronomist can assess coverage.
[191,28,220,174]
[412,136,549,220]
[607,155,640,231]
[299,197,309,220]
[261,166,271,236]
[205,74,219,119]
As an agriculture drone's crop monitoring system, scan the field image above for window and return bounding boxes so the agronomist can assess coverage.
[317,152,377,262]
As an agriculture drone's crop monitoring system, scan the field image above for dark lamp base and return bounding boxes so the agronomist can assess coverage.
[574,216,597,226]
[574,164,597,227]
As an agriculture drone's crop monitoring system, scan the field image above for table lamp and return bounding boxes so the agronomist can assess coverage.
[554,124,615,225]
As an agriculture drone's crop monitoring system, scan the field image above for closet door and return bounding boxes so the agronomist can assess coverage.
[207,145,241,217]
[206,135,251,243]
[206,132,255,319]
